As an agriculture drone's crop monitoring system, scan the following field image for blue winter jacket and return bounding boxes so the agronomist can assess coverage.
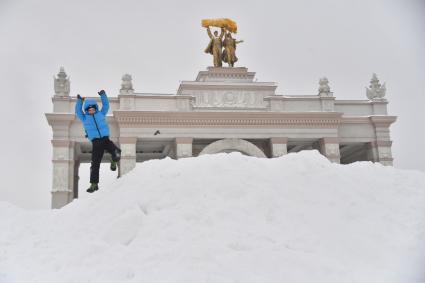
[75,94,110,141]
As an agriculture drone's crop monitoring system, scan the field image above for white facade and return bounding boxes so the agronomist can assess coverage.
[46,67,396,208]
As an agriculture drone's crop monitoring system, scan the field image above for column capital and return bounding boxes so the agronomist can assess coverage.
[270,137,288,144]
[320,137,339,144]
[119,137,137,144]
[175,137,193,144]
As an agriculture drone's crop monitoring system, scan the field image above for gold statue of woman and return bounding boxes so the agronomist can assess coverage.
[222,31,244,67]
[204,26,225,67]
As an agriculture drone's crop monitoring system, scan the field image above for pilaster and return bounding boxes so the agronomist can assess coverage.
[367,140,393,166]
[119,137,137,176]
[319,137,340,163]
[175,137,193,158]
[369,116,396,166]
[269,137,288,157]
[51,140,77,209]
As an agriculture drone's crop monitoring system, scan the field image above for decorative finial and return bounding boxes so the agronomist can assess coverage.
[120,74,134,95]
[318,77,333,97]
[366,73,386,100]
[54,66,70,96]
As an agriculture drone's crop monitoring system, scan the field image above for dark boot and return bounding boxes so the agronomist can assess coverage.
[86,183,99,193]
[110,160,117,171]
[115,148,121,161]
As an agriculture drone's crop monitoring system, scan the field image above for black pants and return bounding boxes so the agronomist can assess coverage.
[90,137,121,184]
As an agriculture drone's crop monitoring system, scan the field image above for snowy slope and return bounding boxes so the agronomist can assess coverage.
[1,151,424,283]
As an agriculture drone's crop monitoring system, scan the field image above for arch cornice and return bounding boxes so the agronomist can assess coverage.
[113,111,342,128]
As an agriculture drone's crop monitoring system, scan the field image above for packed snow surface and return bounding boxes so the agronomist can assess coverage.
[1,151,425,283]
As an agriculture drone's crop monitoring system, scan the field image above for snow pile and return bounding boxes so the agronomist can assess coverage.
[1,151,425,283]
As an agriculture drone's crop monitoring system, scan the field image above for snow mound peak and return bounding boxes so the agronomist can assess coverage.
[1,151,425,283]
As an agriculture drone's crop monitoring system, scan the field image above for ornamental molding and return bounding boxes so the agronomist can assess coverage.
[340,116,396,127]
[113,111,342,128]
[178,83,277,92]
[335,100,388,105]
[340,117,372,124]
[45,113,75,126]
[191,90,269,108]
[265,95,323,101]
[370,116,397,127]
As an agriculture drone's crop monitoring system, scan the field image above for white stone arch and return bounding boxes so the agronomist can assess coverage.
[199,138,267,158]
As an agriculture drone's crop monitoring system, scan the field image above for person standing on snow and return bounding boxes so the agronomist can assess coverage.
[75,90,121,193]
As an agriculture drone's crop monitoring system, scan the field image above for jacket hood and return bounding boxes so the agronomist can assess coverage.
[84,99,99,112]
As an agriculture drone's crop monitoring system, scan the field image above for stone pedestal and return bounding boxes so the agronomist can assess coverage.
[319,137,340,163]
[269,137,288,157]
[51,140,78,209]
[175,137,193,158]
[119,137,137,176]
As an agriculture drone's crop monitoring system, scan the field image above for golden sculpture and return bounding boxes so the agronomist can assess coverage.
[202,18,243,67]
[222,32,244,67]
[204,26,225,67]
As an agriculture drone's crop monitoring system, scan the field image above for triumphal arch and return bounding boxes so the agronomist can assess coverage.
[46,20,396,208]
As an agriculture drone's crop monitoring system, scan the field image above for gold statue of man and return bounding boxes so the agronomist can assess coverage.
[204,26,225,67]
[222,31,244,67]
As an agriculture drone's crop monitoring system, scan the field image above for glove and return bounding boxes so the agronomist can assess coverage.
[98,90,106,96]
[77,94,83,100]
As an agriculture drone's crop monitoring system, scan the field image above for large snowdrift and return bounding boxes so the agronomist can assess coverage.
[1,151,424,283]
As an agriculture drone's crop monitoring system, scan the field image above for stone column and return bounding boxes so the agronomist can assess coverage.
[366,140,393,166]
[269,137,288,157]
[370,116,396,166]
[175,137,193,158]
[119,137,137,176]
[73,160,80,199]
[51,140,77,209]
[319,137,340,163]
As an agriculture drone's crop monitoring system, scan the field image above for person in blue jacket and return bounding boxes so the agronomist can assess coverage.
[75,90,121,193]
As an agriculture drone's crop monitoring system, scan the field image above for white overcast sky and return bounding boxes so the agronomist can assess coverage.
[0,0,424,209]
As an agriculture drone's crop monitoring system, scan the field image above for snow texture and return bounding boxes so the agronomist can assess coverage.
[1,151,425,283]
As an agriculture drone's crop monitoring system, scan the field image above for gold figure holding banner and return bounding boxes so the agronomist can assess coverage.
[222,31,244,67]
[202,18,243,67]
[204,26,225,67]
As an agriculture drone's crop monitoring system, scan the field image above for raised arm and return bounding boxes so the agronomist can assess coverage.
[75,95,85,121]
[219,27,225,39]
[206,27,213,39]
[99,90,109,115]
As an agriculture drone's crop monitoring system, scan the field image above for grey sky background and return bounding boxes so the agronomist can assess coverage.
[0,0,424,209]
